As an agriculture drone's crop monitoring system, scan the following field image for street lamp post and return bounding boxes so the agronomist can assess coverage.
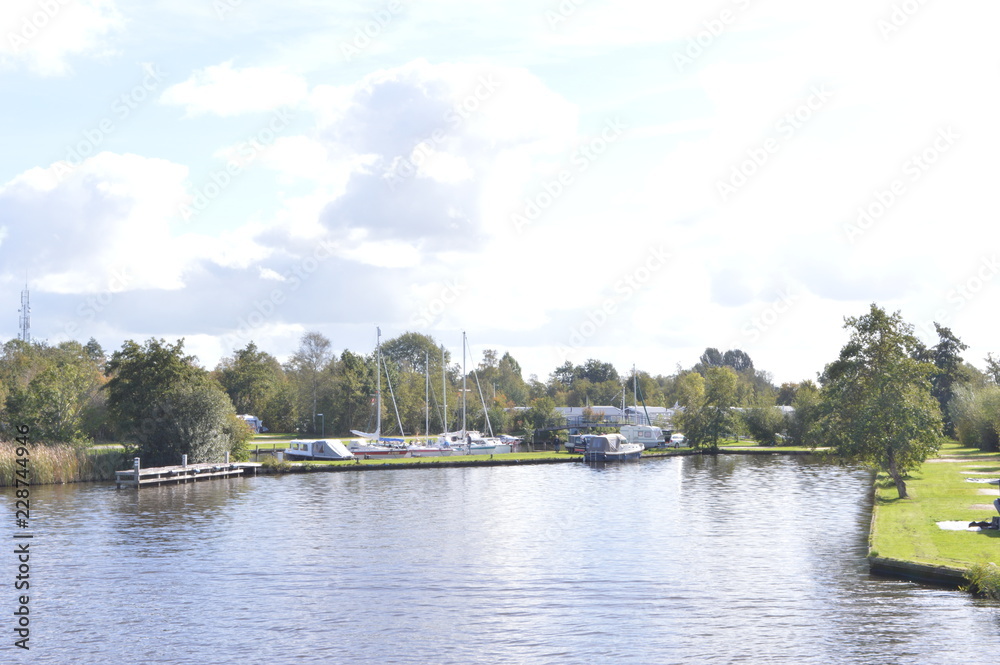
[317,413,324,438]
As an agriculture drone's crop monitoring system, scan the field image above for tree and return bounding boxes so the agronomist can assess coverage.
[216,342,283,415]
[815,305,942,499]
[985,353,1000,386]
[286,332,334,433]
[2,341,106,443]
[723,349,754,373]
[105,338,241,465]
[786,381,820,446]
[677,367,738,451]
[926,324,969,437]
[742,406,786,446]
[699,347,724,369]
[951,384,1000,452]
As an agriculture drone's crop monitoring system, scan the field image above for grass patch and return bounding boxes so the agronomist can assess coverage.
[869,441,1000,570]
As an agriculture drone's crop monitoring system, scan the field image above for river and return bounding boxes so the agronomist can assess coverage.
[3,454,999,664]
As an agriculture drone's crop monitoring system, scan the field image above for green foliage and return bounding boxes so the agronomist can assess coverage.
[105,338,244,466]
[742,406,786,446]
[924,324,970,437]
[679,366,739,451]
[786,381,821,446]
[1,340,107,444]
[964,563,1000,599]
[284,331,335,434]
[951,385,1000,452]
[815,304,942,498]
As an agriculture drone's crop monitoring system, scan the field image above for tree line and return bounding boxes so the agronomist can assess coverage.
[1,307,999,489]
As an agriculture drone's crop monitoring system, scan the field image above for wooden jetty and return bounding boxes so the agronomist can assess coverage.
[115,456,261,489]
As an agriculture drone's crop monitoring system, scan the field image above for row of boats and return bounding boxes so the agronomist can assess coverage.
[282,431,643,462]
[281,329,681,464]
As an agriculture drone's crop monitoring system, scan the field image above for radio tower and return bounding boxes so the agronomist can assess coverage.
[18,279,30,343]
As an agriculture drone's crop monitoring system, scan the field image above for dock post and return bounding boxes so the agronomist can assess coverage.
[226,451,230,464]
[133,457,140,489]
[182,454,188,468]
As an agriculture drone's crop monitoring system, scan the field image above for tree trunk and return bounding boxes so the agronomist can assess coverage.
[887,455,908,499]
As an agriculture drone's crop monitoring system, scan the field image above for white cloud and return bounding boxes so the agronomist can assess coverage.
[160,61,309,116]
[0,0,124,76]
[0,152,192,293]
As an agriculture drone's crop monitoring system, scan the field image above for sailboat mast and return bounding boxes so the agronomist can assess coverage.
[462,331,467,435]
[425,351,429,436]
[376,327,382,437]
[442,344,447,432]
[633,364,637,424]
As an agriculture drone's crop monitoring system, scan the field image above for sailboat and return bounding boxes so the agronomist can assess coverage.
[407,349,460,457]
[444,332,498,456]
[619,364,664,448]
[347,327,410,458]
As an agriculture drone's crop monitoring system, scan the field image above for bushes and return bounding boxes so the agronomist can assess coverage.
[952,385,1000,452]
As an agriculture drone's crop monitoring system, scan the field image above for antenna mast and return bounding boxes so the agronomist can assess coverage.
[18,279,30,343]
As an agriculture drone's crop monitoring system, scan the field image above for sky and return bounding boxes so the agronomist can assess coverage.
[1,0,998,387]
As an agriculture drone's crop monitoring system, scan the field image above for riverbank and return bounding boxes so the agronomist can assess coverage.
[867,441,1000,588]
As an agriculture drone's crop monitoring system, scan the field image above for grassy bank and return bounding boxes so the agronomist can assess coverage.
[0,442,130,486]
[869,441,1000,575]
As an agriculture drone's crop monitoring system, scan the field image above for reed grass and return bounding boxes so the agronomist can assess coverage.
[0,441,130,486]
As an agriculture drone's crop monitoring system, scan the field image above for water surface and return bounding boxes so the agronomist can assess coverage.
[3,455,999,664]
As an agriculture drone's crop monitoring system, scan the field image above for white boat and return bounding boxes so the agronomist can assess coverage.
[284,438,355,461]
[583,433,643,462]
[346,437,409,458]
[445,332,501,456]
[348,327,410,458]
[619,424,665,447]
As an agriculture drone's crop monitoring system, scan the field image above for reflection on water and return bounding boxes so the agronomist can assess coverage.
[3,455,999,664]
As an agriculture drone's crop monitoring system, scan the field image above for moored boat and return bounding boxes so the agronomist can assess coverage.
[583,433,643,462]
[284,438,356,461]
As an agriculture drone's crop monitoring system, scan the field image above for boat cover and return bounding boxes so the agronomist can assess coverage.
[586,434,627,453]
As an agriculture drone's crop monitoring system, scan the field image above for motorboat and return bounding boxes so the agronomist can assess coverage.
[283,438,355,461]
[583,433,643,462]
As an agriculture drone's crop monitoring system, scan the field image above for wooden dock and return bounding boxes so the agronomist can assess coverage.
[115,458,261,489]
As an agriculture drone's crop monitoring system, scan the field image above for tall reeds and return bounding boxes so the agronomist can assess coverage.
[0,442,130,486]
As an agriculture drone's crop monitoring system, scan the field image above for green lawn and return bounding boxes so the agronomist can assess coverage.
[870,441,1000,569]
